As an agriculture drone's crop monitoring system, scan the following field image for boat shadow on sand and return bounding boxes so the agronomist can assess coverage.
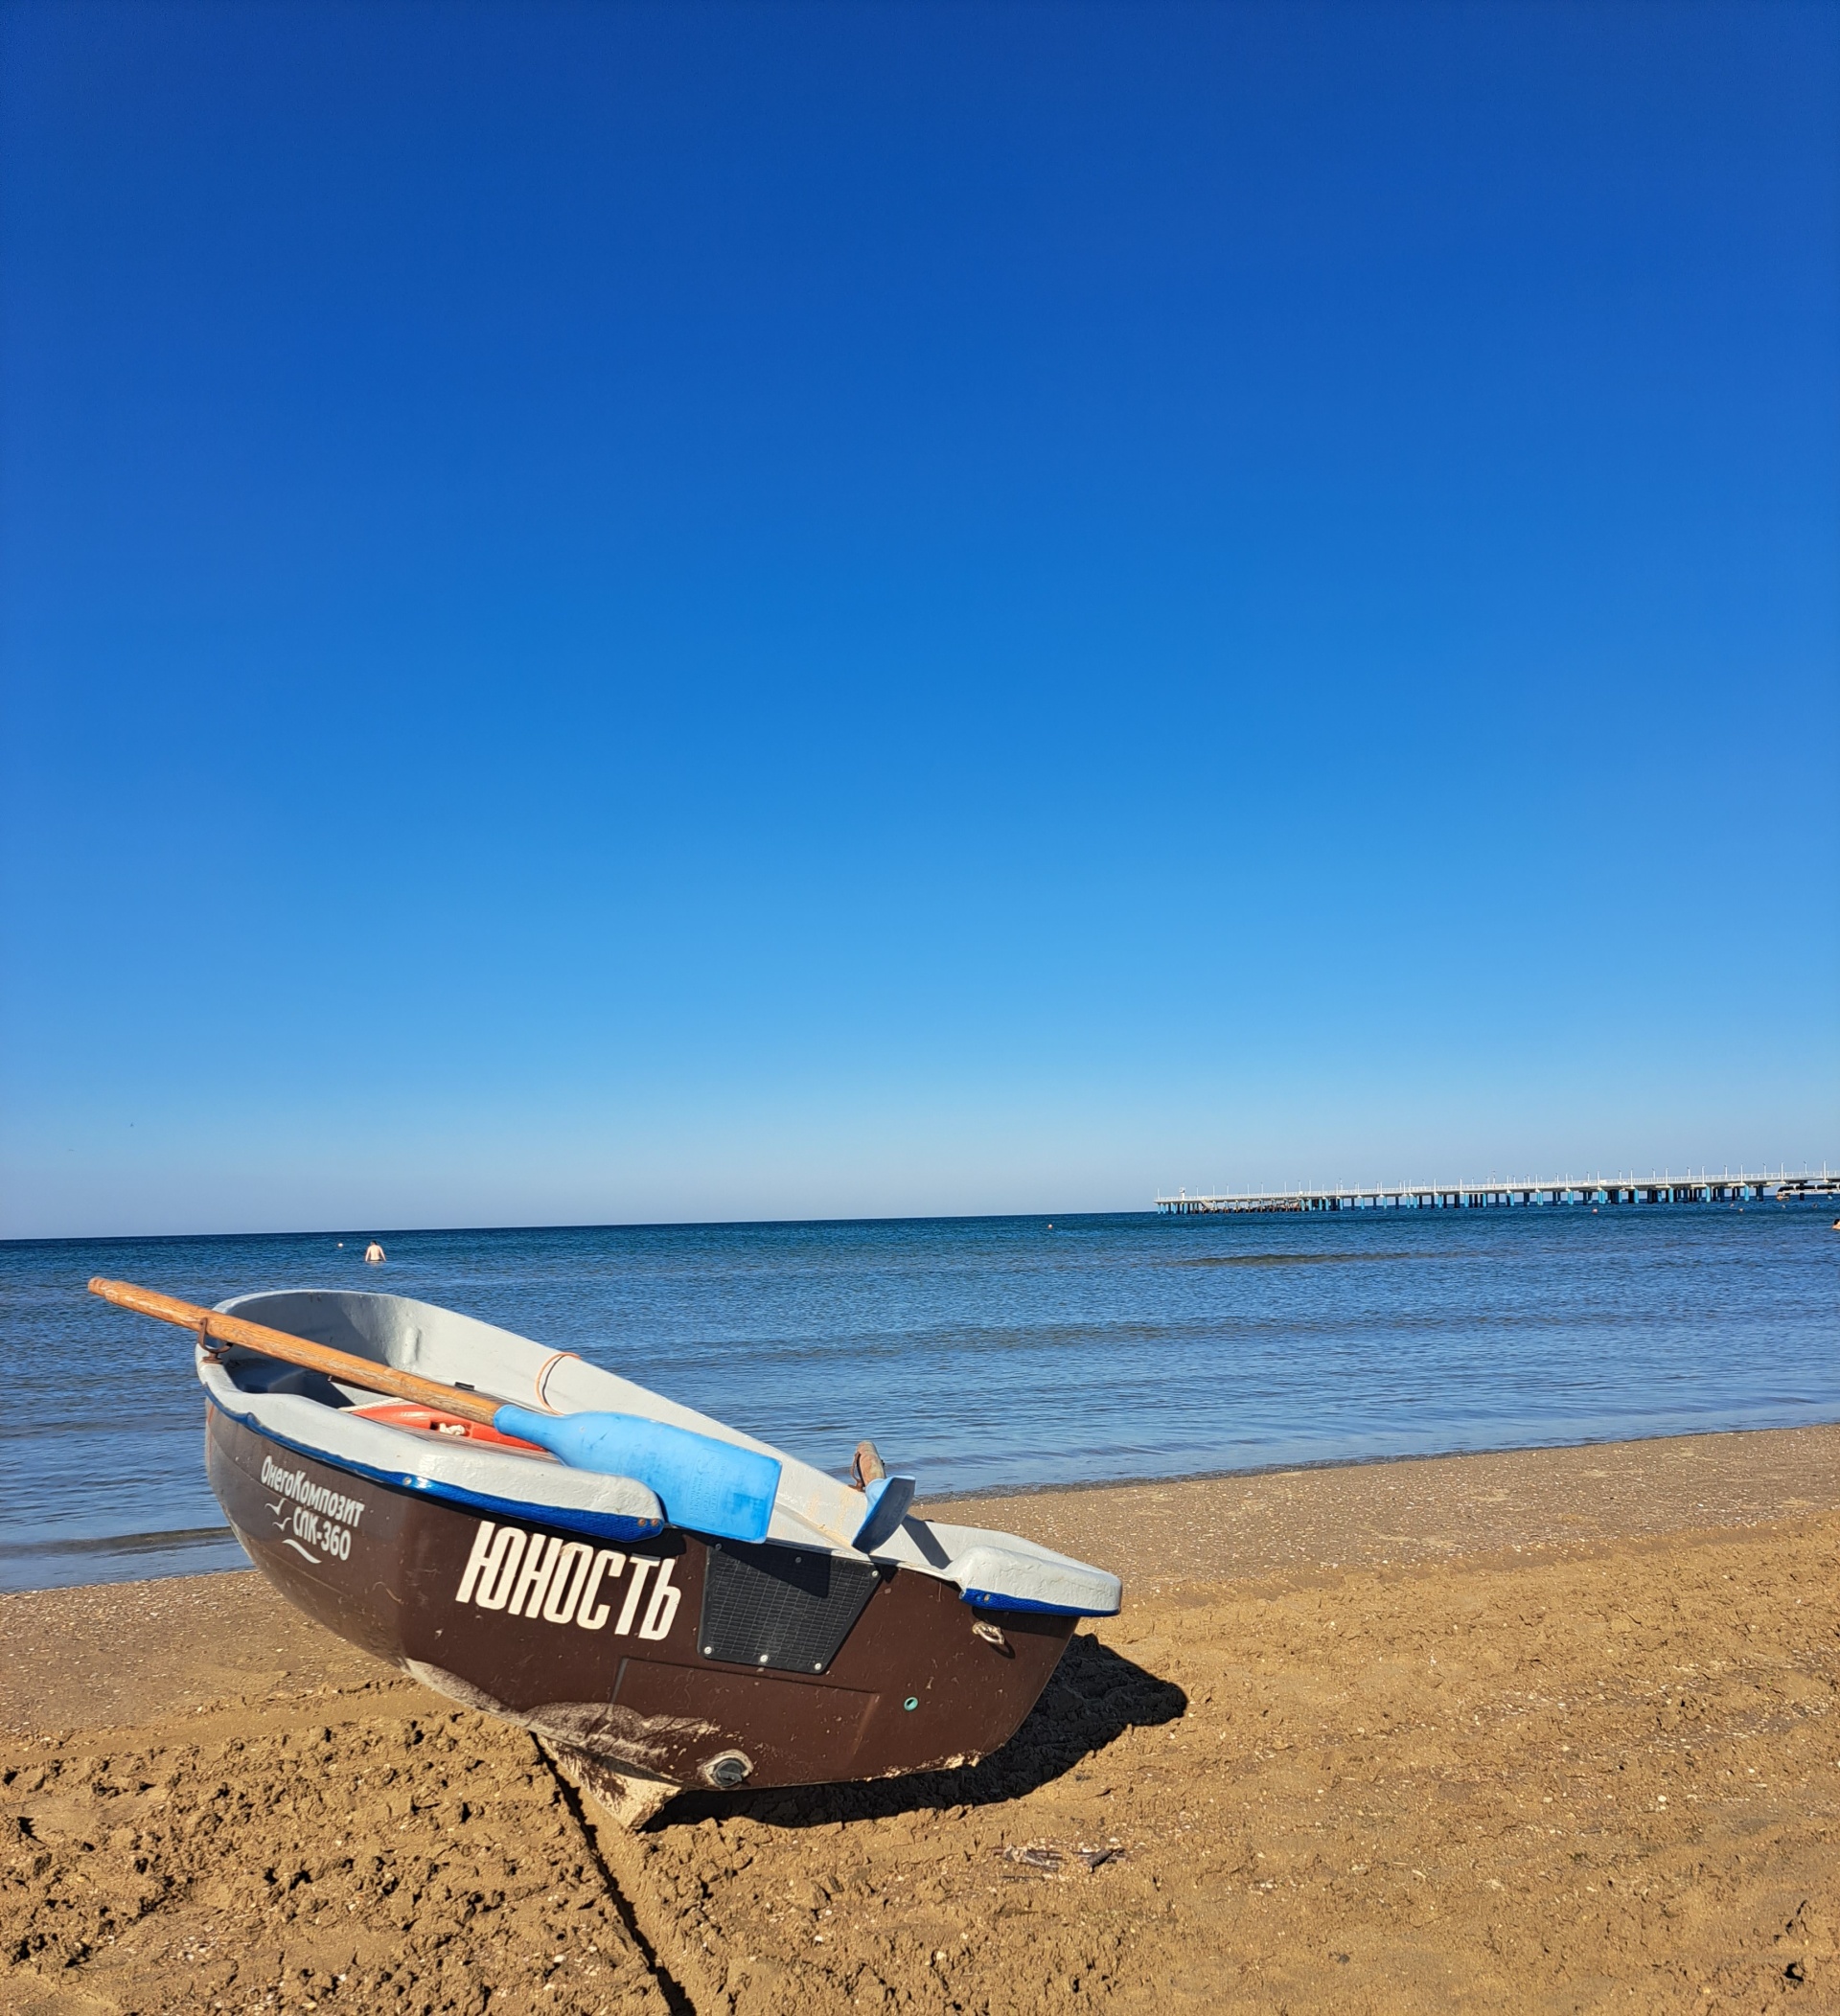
[661,1633,1186,1830]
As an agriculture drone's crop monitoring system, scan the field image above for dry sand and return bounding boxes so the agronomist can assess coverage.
[4,1425,1837,2014]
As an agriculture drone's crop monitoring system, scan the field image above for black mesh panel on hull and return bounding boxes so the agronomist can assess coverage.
[698,1539,884,1674]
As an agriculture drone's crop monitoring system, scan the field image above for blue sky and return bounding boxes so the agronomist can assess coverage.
[2,1,1835,1238]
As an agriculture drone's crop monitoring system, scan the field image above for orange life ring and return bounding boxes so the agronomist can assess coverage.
[351,1401,548,1455]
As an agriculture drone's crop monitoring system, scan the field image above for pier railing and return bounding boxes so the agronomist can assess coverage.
[1155,1169,1838,1214]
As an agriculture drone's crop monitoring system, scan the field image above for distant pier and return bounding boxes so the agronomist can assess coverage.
[1156,1168,1839,1214]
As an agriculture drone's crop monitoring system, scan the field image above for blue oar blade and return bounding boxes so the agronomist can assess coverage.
[494,1405,781,1544]
[852,1475,916,1552]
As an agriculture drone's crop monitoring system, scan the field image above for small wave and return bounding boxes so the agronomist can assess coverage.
[0,1524,233,1561]
[1174,1252,1416,1268]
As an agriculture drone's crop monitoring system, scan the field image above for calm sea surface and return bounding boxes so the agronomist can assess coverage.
[3,1205,1835,1592]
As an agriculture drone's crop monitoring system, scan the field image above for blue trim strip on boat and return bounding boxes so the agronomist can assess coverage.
[961,1586,1118,1618]
[210,1398,666,1545]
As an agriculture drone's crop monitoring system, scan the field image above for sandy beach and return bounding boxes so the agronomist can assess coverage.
[5,1424,1836,2014]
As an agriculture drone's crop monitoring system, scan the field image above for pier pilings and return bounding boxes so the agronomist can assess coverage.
[1155,1171,1837,1215]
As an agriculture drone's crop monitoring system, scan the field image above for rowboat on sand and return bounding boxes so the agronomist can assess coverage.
[91,1279,1121,1826]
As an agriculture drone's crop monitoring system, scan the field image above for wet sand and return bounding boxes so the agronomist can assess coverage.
[4,1424,1837,2013]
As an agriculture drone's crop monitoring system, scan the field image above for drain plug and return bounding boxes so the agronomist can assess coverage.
[702,1750,752,1789]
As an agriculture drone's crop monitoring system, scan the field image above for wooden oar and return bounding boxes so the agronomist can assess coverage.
[88,1276,781,1543]
[91,1276,506,1419]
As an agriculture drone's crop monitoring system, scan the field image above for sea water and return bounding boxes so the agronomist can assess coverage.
[2,1204,1835,1592]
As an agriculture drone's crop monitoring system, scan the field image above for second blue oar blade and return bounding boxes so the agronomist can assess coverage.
[853,1475,916,1552]
[494,1404,781,1544]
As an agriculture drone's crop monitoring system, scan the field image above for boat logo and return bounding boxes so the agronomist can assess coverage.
[260,1455,366,1566]
[454,1520,681,1639]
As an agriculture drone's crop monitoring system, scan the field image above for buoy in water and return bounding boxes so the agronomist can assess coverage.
[363,1241,385,1264]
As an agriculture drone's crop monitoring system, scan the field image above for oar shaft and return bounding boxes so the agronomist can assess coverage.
[87,1276,504,1426]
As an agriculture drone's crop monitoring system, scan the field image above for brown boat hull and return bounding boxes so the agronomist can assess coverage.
[206,1403,1074,1792]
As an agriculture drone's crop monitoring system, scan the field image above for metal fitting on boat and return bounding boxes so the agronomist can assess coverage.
[702,1750,753,1790]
